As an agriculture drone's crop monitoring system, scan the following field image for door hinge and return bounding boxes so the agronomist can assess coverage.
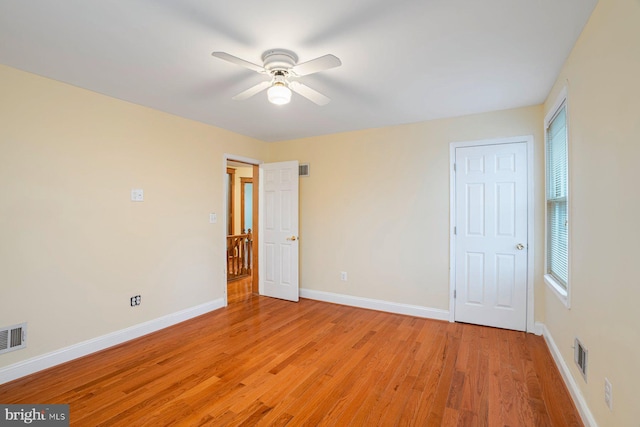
[453,226,457,235]
[454,290,456,299]
[453,163,456,172]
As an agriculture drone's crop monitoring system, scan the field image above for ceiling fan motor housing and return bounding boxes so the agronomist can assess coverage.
[262,49,298,73]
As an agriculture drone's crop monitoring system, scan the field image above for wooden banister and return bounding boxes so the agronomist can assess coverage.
[227,230,253,281]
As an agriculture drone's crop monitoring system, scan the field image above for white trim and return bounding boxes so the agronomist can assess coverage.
[544,86,568,126]
[449,144,457,322]
[223,154,262,306]
[526,137,536,332]
[544,274,569,305]
[224,154,263,166]
[300,288,450,321]
[539,323,598,427]
[533,321,544,336]
[543,87,571,309]
[449,135,536,332]
[0,299,224,385]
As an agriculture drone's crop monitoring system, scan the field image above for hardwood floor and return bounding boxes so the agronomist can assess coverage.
[0,289,583,426]
[227,276,253,304]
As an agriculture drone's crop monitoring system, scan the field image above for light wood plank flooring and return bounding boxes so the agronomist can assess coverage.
[0,287,583,426]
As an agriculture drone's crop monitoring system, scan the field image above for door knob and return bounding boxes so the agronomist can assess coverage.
[287,236,297,241]
[516,243,525,250]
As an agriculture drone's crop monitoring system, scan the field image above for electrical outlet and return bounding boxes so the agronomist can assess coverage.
[130,295,141,307]
[340,271,348,281]
[604,377,613,410]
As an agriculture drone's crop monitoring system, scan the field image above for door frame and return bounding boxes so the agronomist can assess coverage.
[449,136,535,332]
[223,154,262,306]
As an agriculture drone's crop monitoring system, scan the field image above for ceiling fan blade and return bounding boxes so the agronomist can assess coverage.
[291,54,342,76]
[289,81,331,106]
[232,81,271,101]
[211,52,266,73]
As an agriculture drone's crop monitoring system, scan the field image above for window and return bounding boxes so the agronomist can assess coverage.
[545,91,569,302]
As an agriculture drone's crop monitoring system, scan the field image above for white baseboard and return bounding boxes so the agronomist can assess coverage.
[538,322,598,427]
[533,321,544,336]
[300,288,450,321]
[0,299,225,385]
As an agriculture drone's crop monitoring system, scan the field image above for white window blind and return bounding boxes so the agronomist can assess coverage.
[546,103,568,288]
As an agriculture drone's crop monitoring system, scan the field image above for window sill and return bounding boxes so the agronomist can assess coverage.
[544,274,570,308]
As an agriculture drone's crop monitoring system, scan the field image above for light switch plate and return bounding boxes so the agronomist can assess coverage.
[131,189,144,202]
[209,213,217,224]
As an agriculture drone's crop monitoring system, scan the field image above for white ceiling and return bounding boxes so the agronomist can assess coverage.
[0,0,597,142]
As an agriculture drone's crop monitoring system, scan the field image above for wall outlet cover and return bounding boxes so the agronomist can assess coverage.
[131,189,144,202]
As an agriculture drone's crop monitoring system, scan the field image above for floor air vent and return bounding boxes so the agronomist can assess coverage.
[299,163,310,177]
[0,323,27,355]
[574,338,588,381]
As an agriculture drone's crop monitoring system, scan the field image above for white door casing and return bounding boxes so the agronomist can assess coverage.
[452,141,529,331]
[259,161,299,302]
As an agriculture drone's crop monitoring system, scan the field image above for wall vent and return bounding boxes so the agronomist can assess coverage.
[0,323,27,355]
[574,337,588,381]
[299,163,310,177]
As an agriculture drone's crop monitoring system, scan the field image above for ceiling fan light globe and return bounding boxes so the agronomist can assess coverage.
[267,84,292,105]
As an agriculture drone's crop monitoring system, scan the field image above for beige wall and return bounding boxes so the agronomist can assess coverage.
[0,64,268,368]
[542,0,640,425]
[269,105,544,311]
[7,4,634,420]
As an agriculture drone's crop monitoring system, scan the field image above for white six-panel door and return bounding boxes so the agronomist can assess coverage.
[454,142,528,331]
[259,161,299,302]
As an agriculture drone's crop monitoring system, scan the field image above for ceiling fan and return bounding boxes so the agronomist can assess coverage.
[211,49,341,106]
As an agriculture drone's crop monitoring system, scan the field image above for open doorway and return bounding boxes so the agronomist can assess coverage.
[226,159,259,302]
